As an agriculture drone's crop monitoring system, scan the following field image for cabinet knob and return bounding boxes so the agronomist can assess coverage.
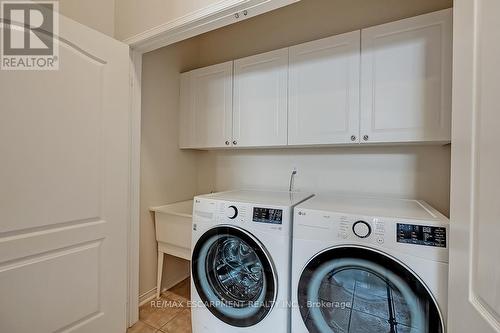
[234,13,240,19]
[363,135,369,141]
[350,135,357,142]
[232,140,237,145]
[225,141,230,146]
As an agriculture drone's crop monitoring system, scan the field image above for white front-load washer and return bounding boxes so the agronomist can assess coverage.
[291,194,449,333]
[191,190,313,333]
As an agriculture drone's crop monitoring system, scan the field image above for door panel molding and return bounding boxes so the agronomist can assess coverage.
[448,1,500,332]
[469,0,500,326]
[0,240,103,333]
[0,220,105,264]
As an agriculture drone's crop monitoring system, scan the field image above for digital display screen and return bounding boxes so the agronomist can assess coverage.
[253,207,283,224]
[397,223,446,247]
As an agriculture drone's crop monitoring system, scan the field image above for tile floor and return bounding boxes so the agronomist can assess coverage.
[128,279,191,333]
[129,273,417,332]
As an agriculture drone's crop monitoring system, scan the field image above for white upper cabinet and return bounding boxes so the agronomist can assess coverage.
[289,31,361,145]
[190,61,233,148]
[233,48,288,147]
[360,9,452,144]
[179,72,195,148]
[178,9,452,149]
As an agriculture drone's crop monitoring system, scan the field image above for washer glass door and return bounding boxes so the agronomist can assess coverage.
[192,226,276,327]
[298,247,443,333]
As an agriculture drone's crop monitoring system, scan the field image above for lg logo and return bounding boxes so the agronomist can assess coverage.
[1,1,59,70]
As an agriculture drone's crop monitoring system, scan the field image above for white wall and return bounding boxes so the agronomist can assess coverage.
[197,145,451,216]
[140,40,200,295]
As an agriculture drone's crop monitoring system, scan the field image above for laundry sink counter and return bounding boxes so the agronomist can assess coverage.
[150,199,193,261]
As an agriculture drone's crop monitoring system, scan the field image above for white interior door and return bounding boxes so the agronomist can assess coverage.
[233,48,288,147]
[0,13,130,333]
[448,1,500,333]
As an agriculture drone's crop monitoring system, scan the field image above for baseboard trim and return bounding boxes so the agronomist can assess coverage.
[138,287,157,306]
[138,274,190,306]
[161,274,190,296]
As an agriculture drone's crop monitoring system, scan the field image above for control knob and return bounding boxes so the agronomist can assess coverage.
[227,205,238,219]
[352,221,371,238]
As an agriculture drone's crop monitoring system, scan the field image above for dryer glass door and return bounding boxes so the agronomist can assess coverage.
[192,226,277,327]
[297,247,443,333]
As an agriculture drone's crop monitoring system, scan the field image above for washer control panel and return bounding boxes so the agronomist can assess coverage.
[397,223,447,247]
[214,201,289,233]
[337,217,386,245]
[253,207,283,225]
[218,202,247,224]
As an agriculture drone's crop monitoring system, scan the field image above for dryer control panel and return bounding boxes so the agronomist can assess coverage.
[293,196,449,263]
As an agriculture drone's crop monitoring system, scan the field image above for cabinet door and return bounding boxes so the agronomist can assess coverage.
[192,61,233,148]
[360,9,452,143]
[289,31,361,145]
[233,48,288,147]
[179,72,195,148]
